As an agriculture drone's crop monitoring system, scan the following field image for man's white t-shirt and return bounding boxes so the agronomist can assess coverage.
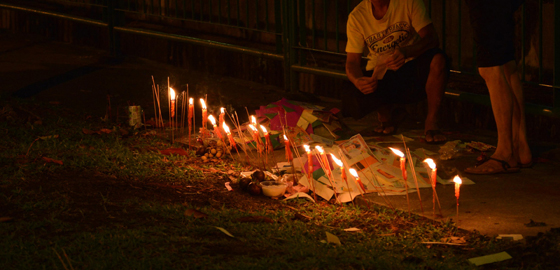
[346,0,432,71]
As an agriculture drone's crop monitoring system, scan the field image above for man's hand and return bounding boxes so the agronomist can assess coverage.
[384,48,406,70]
[354,76,378,94]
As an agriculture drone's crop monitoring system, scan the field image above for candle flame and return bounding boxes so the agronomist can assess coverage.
[208,115,216,126]
[189,98,193,105]
[315,145,324,154]
[453,175,462,185]
[200,98,206,109]
[389,147,404,158]
[330,154,342,167]
[169,88,176,100]
[222,122,230,134]
[248,124,258,132]
[259,125,268,134]
[283,134,289,141]
[424,158,436,170]
[251,115,257,125]
[303,144,310,153]
[349,168,359,178]
[220,107,225,114]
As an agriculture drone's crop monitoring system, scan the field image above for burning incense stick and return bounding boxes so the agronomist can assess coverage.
[402,135,424,215]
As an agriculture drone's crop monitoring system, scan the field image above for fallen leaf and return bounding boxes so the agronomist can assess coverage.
[325,232,341,246]
[82,128,96,135]
[42,157,63,165]
[100,129,112,134]
[0,217,13,222]
[215,227,234,238]
[184,209,208,219]
[441,236,467,244]
[237,216,274,223]
[159,148,189,156]
[292,213,311,222]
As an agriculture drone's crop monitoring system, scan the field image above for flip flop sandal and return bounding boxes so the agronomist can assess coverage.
[465,157,520,175]
[373,122,397,136]
[425,130,447,145]
[517,159,534,168]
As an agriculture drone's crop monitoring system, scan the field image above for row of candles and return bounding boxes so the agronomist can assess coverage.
[160,83,463,218]
[293,143,462,218]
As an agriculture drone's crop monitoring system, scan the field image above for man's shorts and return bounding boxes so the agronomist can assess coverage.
[342,48,448,119]
[465,0,523,67]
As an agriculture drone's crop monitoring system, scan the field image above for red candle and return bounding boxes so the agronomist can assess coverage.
[304,145,313,178]
[219,107,225,128]
[453,175,462,198]
[248,124,262,153]
[349,168,366,192]
[208,115,222,139]
[283,134,292,161]
[169,88,176,118]
[200,98,207,130]
[222,122,236,149]
[260,125,273,153]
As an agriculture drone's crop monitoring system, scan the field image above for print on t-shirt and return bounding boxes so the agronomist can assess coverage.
[365,21,412,56]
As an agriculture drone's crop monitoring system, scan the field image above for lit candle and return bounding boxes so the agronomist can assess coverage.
[283,134,292,161]
[389,148,407,181]
[390,147,410,212]
[248,124,262,153]
[219,107,225,128]
[188,98,194,149]
[453,175,462,219]
[250,115,257,126]
[169,88,176,118]
[453,175,462,199]
[315,146,331,177]
[222,122,236,149]
[349,168,366,192]
[208,115,222,139]
[330,154,346,182]
[424,158,438,217]
[260,125,273,153]
[304,145,313,178]
[200,98,207,130]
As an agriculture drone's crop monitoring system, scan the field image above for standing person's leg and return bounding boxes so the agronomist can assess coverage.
[504,61,532,166]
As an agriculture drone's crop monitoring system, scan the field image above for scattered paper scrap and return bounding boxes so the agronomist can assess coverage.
[497,234,523,241]
[468,251,512,266]
[343,228,362,232]
[283,192,315,203]
[225,182,233,191]
[325,232,342,246]
[467,141,496,152]
[215,227,235,238]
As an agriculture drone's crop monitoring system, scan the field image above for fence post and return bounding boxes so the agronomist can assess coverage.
[280,0,298,92]
[555,0,560,107]
[107,0,122,57]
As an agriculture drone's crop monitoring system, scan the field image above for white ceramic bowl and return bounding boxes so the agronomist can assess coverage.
[260,181,287,197]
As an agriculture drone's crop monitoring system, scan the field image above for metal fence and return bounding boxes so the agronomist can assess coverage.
[1,0,559,117]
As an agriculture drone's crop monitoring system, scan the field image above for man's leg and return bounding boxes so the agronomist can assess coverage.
[503,61,532,165]
[466,63,518,173]
[424,53,447,142]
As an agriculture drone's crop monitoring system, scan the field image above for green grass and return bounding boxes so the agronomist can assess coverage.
[0,96,554,269]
